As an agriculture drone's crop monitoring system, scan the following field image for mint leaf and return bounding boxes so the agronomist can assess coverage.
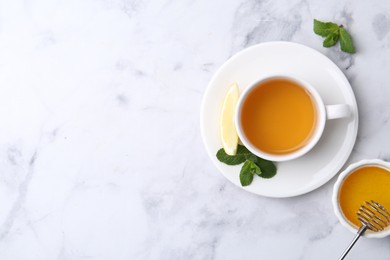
[216,144,278,185]
[339,28,355,53]
[254,158,277,179]
[216,144,252,165]
[240,160,259,186]
[313,19,339,37]
[323,31,339,47]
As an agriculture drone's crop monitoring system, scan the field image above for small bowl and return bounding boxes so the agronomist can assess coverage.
[332,159,390,238]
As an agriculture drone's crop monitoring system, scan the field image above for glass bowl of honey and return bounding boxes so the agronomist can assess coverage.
[332,159,390,238]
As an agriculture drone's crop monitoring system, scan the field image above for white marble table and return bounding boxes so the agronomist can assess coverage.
[0,0,389,259]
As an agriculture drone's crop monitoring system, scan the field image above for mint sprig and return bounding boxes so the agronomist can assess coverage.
[313,19,355,53]
[216,144,277,186]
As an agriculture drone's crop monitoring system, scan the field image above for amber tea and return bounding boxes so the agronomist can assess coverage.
[240,78,318,155]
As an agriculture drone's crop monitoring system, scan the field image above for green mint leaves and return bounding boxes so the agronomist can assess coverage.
[216,144,277,186]
[313,19,355,53]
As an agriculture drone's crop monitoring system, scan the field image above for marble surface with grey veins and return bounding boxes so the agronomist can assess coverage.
[0,0,390,259]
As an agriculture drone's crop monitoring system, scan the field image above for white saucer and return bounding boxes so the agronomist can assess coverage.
[200,41,358,198]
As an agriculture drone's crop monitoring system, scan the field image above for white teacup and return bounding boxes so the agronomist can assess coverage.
[235,75,351,161]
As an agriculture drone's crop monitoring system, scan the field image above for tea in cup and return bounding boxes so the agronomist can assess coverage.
[235,75,350,161]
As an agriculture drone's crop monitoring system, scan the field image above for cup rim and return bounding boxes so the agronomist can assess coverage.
[235,74,326,162]
[332,159,390,238]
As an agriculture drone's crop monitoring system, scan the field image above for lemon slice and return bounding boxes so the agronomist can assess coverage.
[220,83,239,155]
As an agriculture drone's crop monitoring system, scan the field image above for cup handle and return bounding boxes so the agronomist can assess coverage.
[325,104,351,120]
